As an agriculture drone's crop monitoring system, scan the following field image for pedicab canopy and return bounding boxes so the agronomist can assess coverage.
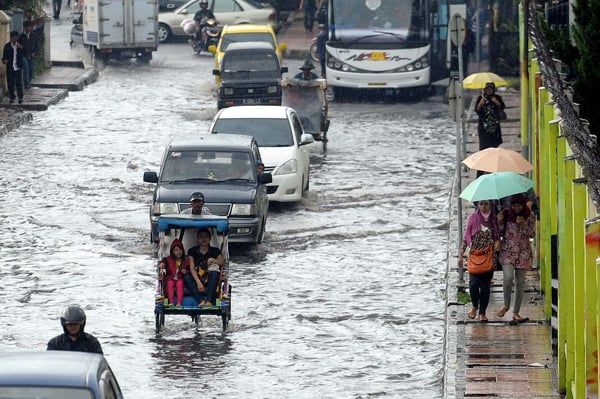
[157,215,228,233]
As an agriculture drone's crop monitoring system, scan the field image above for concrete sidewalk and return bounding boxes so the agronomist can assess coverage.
[278,11,313,60]
[443,90,561,398]
[1,60,98,112]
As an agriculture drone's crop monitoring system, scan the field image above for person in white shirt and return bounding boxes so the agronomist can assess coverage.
[1,31,24,104]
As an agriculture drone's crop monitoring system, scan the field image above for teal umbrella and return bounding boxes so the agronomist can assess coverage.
[459,171,534,202]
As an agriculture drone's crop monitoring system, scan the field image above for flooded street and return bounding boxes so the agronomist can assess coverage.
[0,31,457,398]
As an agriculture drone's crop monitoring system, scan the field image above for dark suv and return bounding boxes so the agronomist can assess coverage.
[143,134,272,244]
[213,41,288,109]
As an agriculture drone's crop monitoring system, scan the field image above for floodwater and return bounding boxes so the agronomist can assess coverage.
[0,33,457,398]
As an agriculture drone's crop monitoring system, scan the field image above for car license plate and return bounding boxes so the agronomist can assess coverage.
[243,99,258,105]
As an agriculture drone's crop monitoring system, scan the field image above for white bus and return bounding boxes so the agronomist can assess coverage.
[325,0,466,100]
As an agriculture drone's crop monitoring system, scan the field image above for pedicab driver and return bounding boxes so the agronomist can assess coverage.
[294,59,319,81]
[181,192,211,215]
[47,305,103,354]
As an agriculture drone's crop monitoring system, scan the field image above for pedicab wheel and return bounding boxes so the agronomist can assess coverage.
[155,311,164,333]
[222,286,232,332]
[221,313,229,332]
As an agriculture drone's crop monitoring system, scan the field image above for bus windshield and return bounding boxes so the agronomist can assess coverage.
[330,0,429,43]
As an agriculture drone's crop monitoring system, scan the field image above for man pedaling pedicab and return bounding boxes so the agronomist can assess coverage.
[294,59,319,81]
[193,0,217,47]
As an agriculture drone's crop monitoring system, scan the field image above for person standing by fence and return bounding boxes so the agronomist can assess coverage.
[20,21,38,90]
[2,31,24,104]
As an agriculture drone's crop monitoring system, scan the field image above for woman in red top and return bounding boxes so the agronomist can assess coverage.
[159,239,191,307]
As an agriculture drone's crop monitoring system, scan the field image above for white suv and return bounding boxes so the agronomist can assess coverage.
[209,106,314,202]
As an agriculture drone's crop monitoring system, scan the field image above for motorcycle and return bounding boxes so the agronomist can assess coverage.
[181,17,220,54]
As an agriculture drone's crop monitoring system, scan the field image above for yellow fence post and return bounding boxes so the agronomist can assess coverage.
[571,161,587,397]
[537,88,552,314]
[554,120,568,394]
[589,218,600,396]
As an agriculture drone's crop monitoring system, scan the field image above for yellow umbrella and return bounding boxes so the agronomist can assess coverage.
[462,147,533,174]
[463,72,508,89]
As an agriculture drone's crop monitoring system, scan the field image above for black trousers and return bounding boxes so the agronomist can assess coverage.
[52,0,62,19]
[6,67,23,100]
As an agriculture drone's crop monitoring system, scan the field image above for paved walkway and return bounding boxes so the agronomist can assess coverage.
[277,11,313,60]
[444,90,562,398]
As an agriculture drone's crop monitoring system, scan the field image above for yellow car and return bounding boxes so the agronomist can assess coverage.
[209,23,287,87]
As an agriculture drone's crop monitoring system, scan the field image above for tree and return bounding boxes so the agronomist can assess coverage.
[0,0,48,19]
[572,0,600,149]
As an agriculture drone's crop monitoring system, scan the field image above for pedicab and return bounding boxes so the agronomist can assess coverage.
[281,77,330,151]
[154,214,231,333]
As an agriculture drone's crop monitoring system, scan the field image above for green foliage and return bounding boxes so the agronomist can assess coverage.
[538,13,579,80]
[0,0,48,18]
[571,0,600,151]
[457,291,471,305]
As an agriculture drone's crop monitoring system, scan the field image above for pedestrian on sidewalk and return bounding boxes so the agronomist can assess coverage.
[496,193,535,322]
[316,24,327,77]
[20,21,38,90]
[2,31,24,104]
[458,199,501,322]
[52,0,63,20]
[474,82,505,151]
[299,0,318,33]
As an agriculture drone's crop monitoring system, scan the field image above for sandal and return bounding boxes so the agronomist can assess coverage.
[512,313,524,322]
[479,314,488,323]
[467,307,477,319]
[496,306,509,318]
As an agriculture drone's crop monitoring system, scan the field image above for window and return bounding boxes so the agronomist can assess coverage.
[212,118,293,147]
[213,0,241,13]
[221,33,275,52]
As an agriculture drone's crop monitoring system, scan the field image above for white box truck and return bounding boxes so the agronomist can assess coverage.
[79,0,158,63]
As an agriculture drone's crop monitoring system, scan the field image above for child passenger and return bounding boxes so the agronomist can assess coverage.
[159,239,191,308]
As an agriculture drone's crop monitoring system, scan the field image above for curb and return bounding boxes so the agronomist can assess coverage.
[33,67,99,91]
[0,110,33,137]
[51,60,85,68]
[285,48,310,60]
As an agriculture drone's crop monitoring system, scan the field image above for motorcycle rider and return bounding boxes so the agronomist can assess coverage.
[193,0,217,48]
[47,305,103,354]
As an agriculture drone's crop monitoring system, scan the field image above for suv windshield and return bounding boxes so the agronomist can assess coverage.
[160,150,255,182]
[220,33,276,52]
[222,51,279,73]
[211,119,293,147]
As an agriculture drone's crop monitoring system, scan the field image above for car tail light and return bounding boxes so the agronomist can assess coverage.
[268,13,276,21]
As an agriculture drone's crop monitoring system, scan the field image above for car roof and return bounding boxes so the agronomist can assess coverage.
[221,23,274,35]
[0,351,106,387]
[215,105,292,119]
[224,41,275,52]
[168,133,257,151]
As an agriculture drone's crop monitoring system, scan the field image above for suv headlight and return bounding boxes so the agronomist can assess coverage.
[267,85,278,94]
[275,159,298,176]
[223,87,234,95]
[231,204,256,216]
[152,202,179,215]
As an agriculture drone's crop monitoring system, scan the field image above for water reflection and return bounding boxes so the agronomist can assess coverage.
[151,330,233,379]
